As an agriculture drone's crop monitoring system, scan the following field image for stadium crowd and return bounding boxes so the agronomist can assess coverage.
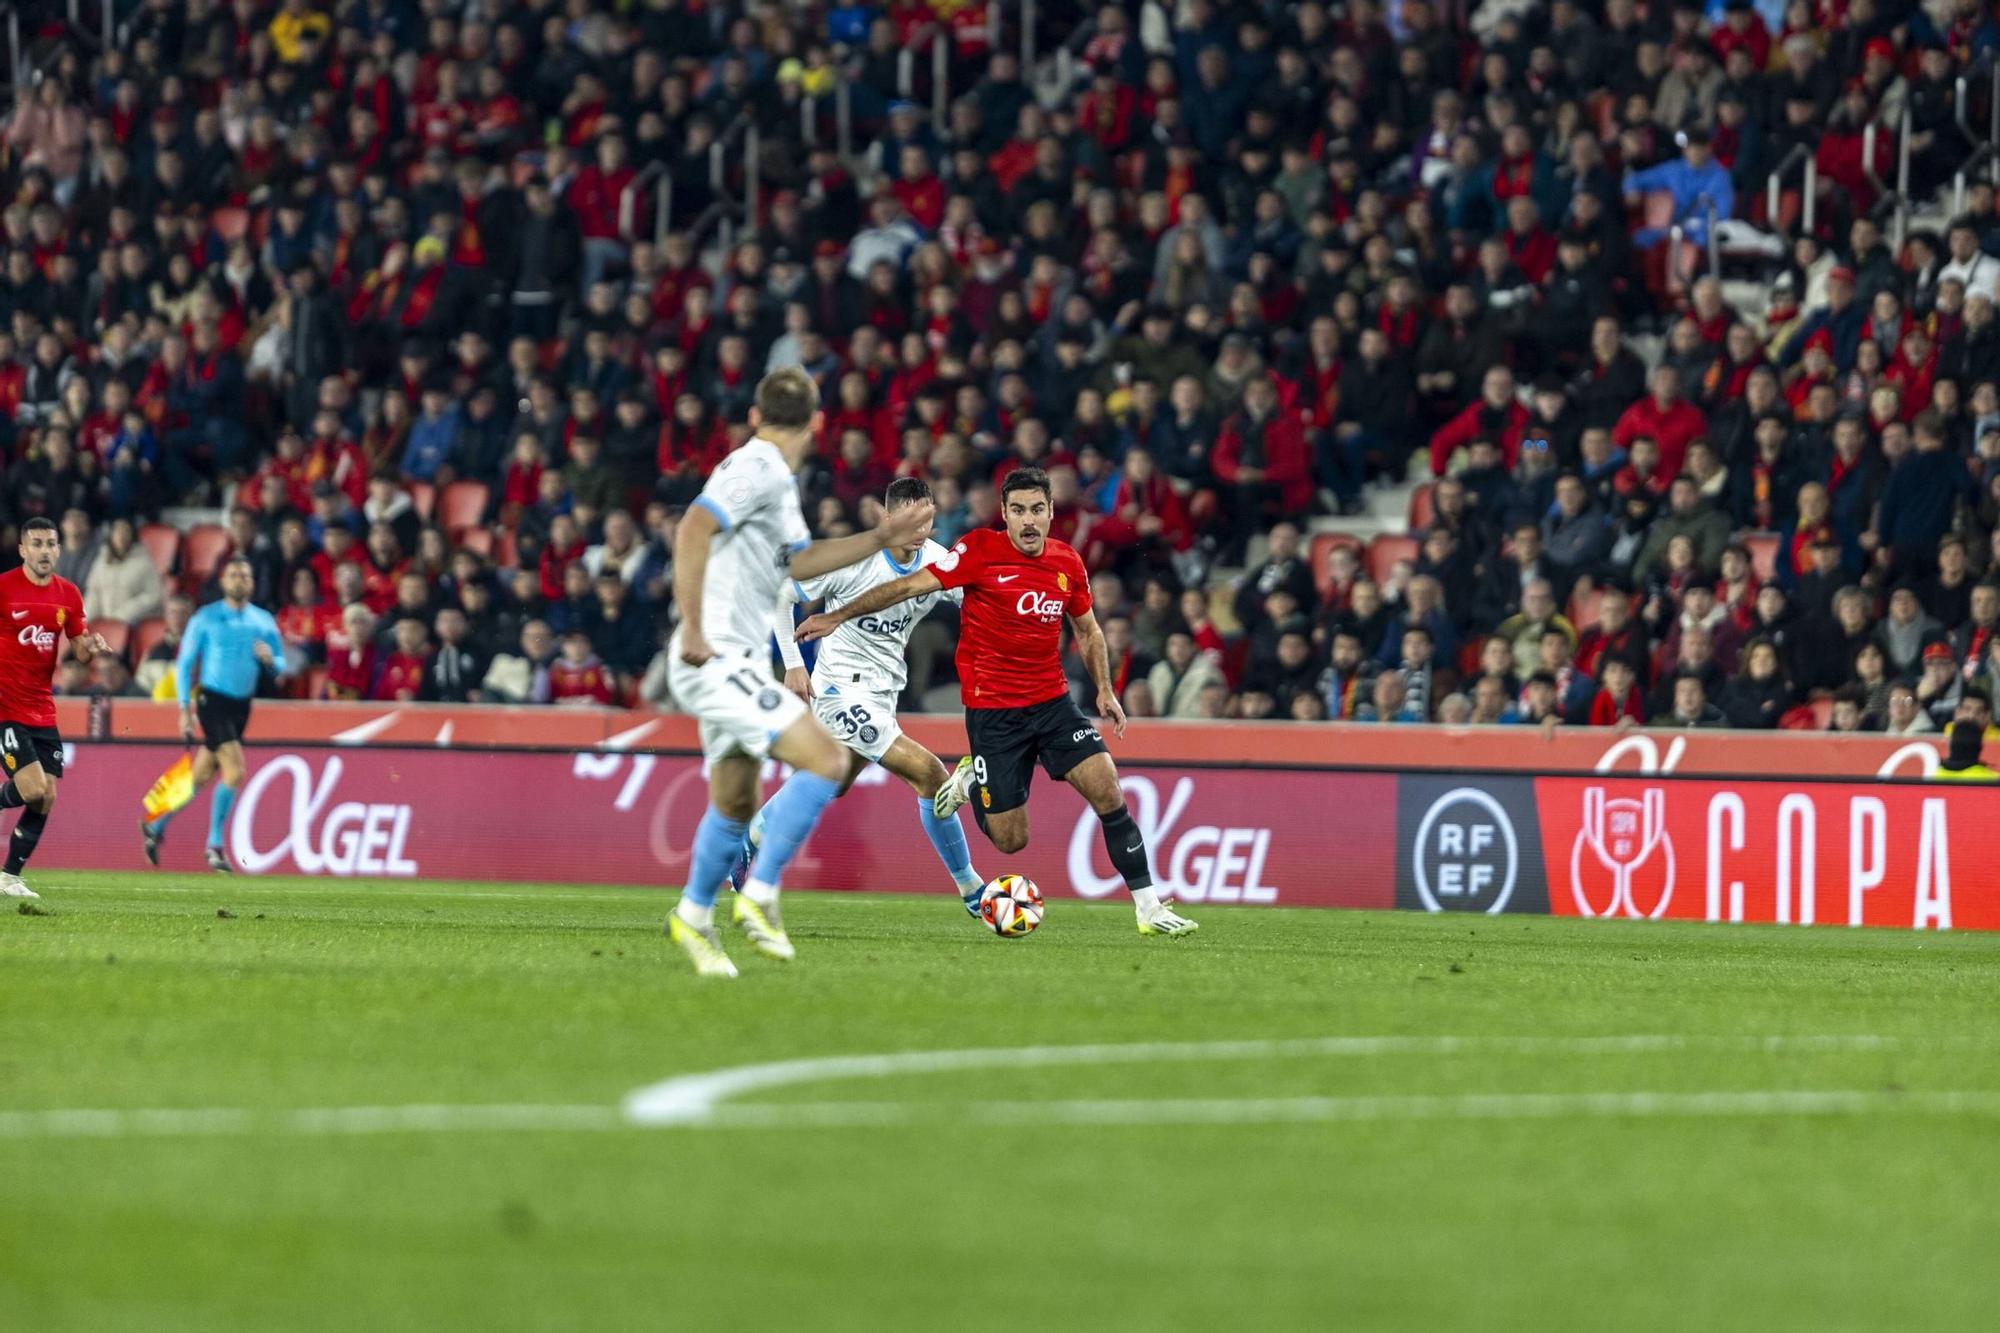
[6,0,2000,734]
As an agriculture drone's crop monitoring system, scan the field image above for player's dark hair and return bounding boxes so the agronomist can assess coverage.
[754,366,820,428]
[20,517,56,538]
[885,476,932,509]
[1001,466,1052,504]
[222,555,255,572]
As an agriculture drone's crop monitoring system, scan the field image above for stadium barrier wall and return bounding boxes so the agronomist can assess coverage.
[28,738,1997,931]
[57,698,1955,777]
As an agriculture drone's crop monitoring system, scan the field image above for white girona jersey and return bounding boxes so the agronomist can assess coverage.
[780,540,960,695]
[689,438,811,657]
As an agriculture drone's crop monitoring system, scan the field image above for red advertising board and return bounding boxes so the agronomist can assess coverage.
[28,743,1395,910]
[1533,776,1994,931]
[56,698,1952,778]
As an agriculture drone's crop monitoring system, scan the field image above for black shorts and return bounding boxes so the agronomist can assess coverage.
[0,721,64,780]
[964,695,1109,815]
[196,691,253,751]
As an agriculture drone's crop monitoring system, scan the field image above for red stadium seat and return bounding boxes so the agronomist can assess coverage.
[1308,532,1363,602]
[490,527,519,570]
[1743,532,1781,585]
[93,619,129,662]
[129,617,167,666]
[1406,484,1435,533]
[437,481,491,535]
[181,524,232,589]
[1457,640,1485,678]
[409,480,437,522]
[138,523,182,578]
[456,527,494,558]
[1366,534,1420,587]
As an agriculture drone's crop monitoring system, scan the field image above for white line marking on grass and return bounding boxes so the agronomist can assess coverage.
[620,1034,1906,1127]
[0,1104,618,1139]
[706,1089,2000,1130]
[5,1035,1982,1141]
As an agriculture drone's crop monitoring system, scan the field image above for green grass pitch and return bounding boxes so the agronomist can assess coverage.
[3,872,1997,1331]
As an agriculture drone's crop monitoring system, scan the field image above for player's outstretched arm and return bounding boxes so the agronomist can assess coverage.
[788,500,934,582]
[1070,608,1127,738]
[773,583,818,700]
[796,569,943,644]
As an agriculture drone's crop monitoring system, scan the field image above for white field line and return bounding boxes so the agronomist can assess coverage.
[3,1035,1987,1141]
[619,1033,1907,1127]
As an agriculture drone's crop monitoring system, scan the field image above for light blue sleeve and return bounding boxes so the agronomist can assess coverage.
[1623,162,1673,196]
[174,609,208,705]
[258,608,287,675]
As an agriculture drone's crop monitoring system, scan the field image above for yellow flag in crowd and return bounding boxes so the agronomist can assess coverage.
[142,753,196,824]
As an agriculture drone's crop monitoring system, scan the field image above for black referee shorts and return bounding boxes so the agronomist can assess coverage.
[964,695,1108,816]
[195,691,254,752]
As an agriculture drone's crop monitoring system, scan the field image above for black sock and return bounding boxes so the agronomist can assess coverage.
[1099,807,1153,893]
[0,782,22,811]
[6,807,48,874]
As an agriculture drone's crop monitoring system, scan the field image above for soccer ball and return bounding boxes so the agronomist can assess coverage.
[978,874,1044,938]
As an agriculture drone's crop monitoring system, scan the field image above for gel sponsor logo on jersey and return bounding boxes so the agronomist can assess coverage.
[1015,590,1066,622]
[230,754,419,877]
[16,623,57,653]
[1066,775,1277,903]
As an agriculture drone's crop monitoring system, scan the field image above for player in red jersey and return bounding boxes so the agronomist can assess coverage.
[799,467,1197,936]
[0,517,113,898]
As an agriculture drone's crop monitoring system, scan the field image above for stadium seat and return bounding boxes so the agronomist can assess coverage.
[1780,701,1832,730]
[181,524,232,589]
[457,527,494,558]
[490,527,519,570]
[1308,532,1363,602]
[438,480,490,535]
[93,619,129,662]
[1366,534,1420,587]
[409,480,437,522]
[1406,484,1435,532]
[138,523,182,578]
[1457,640,1484,678]
[1743,532,1781,585]
[129,617,167,666]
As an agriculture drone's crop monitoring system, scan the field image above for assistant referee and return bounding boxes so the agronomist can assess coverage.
[141,556,284,872]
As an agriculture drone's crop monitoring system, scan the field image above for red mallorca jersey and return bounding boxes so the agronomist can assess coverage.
[0,568,88,729]
[930,527,1091,709]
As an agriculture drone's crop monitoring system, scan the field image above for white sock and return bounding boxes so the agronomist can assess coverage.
[1131,887,1161,915]
[954,870,985,896]
[674,897,713,930]
[743,877,780,909]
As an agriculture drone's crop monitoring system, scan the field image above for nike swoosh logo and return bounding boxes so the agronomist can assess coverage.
[1125,844,1142,853]
[996,574,1019,583]
[9,611,25,619]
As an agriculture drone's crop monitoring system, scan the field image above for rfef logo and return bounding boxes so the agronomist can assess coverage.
[1411,787,1517,913]
[1569,787,1676,919]
[1395,776,1549,916]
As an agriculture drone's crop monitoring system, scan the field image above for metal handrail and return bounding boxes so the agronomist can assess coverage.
[1860,112,1913,249]
[619,162,666,243]
[1765,143,1810,231]
[835,73,852,159]
[897,46,915,98]
[743,124,759,232]
[1022,0,1036,67]
[800,93,815,148]
[931,32,948,125]
[5,10,20,97]
[1706,203,1720,275]
[654,172,672,248]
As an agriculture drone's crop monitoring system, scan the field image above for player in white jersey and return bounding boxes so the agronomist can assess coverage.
[730,478,986,915]
[665,368,933,978]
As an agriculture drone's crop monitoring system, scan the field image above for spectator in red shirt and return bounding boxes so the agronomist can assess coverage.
[567,133,636,289]
[1588,657,1647,727]
[890,146,946,232]
[1429,365,1530,476]
[323,604,379,700]
[539,514,586,601]
[1215,375,1313,560]
[1613,363,1709,477]
[372,618,433,702]
[359,523,409,613]
[549,630,614,706]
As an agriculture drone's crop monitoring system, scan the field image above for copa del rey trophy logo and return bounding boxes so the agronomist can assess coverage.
[1569,788,1676,919]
